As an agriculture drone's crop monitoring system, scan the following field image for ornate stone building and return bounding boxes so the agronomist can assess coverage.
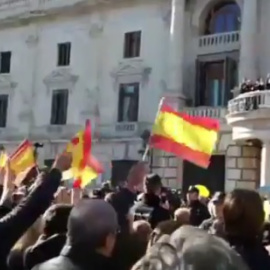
[0,0,265,191]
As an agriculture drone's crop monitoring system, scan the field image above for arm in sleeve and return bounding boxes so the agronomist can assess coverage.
[0,168,61,253]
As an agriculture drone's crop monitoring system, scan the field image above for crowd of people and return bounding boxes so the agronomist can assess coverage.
[0,153,269,270]
[239,75,270,94]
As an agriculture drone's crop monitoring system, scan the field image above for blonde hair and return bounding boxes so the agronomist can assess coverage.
[12,218,42,251]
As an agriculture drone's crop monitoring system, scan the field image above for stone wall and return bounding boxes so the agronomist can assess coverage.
[225,145,261,191]
[151,149,181,188]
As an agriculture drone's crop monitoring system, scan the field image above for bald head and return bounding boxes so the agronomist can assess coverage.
[174,208,190,225]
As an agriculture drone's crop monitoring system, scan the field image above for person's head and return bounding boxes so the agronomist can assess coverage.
[42,203,72,237]
[223,189,264,239]
[133,226,249,270]
[148,220,181,248]
[67,199,118,257]
[211,192,226,219]
[144,174,162,195]
[105,191,133,234]
[186,186,199,203]
[174,208,190,225]
[132,220,152,242]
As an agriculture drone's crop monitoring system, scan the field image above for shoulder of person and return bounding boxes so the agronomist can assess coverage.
[32,256,78,270]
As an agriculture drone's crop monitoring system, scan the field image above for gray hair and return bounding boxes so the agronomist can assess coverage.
[132,226,249,270]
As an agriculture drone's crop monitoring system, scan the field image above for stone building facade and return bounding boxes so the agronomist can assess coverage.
[0,0,267,191]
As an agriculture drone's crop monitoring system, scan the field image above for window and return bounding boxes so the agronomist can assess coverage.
[196,57,238,106]
[50,89,69,125]
[57,42,71,66]
[0,52,11,74]
[0,95,8,127]
[124,31,141,58]
[204,2,240,34]
[118,83,139,122]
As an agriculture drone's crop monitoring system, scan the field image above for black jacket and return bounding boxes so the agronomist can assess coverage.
[134,193,171,228]
[0,169,61,270]
[189,200,210,226]
[32,245,115,270]
[228,236,270,270]
[24,234,66,270]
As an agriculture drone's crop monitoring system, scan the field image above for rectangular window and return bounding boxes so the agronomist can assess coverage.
[0,95,8,127]
[118,83,139,122]
[0,51,11,74]
[50,89,69,125]
[195,57,237,106]
[124,31,141,58]
[57,42,71,66]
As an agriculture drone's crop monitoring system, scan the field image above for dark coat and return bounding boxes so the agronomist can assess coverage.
[0,169,61,270]
[189,200,210,226]
[133,193,171,228]
[32,245,115,270]
[24,234,66,270]
[228,237,270,270]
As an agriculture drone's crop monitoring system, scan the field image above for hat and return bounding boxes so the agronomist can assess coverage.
[187,186,199,193]
[145,174,162,187]
[132,225,249,270]
[67,199,118,247]
[211,192,226,204]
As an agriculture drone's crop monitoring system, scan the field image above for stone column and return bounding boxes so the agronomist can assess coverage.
[260,142,270,187]
[238,0,258,81]
[167,0,185,102]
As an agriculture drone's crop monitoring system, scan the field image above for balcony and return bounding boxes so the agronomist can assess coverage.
[198,31,240,55]
[226,90,270,141]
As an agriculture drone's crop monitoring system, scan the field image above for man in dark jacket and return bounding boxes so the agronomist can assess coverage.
[0,153,71,270]
[133,174,171,228]
[187,186,210,226]
[33,199,118,270]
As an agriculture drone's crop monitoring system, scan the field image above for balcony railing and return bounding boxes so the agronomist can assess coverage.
[198,31,240,55]
[183,107,227,120]
[228,90,270,115]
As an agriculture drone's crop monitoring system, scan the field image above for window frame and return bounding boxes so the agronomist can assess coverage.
[123,31,141,59]
[57,42,71,67]
[204,2,240,35]
[0,51,11,74]
[50,89,69,125]
[0,94,9,127]
[117,82,139,122]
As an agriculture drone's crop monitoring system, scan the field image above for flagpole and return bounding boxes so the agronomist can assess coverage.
[141,97,165,162]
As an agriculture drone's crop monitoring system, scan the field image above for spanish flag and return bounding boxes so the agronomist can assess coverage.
[150,104,219,168]
[10,140,35,175]
[0,151,8,168]
[64,120,103,188]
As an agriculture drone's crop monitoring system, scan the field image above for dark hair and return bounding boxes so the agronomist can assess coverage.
[144,174,162,193]
[223,189,264,238]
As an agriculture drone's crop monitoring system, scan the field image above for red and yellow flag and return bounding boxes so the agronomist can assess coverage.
[64,120,103,188]
[10,140,35,175]
[0,151,8,169]
[150,104,219,168]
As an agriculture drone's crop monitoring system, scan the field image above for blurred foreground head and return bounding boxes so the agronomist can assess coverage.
[223,189,264,239]
[133,226,249,270]
[67,199,118,257]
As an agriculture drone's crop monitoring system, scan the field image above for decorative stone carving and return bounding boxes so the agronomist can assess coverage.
[111,59,151,78]
[43,68,79,94]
